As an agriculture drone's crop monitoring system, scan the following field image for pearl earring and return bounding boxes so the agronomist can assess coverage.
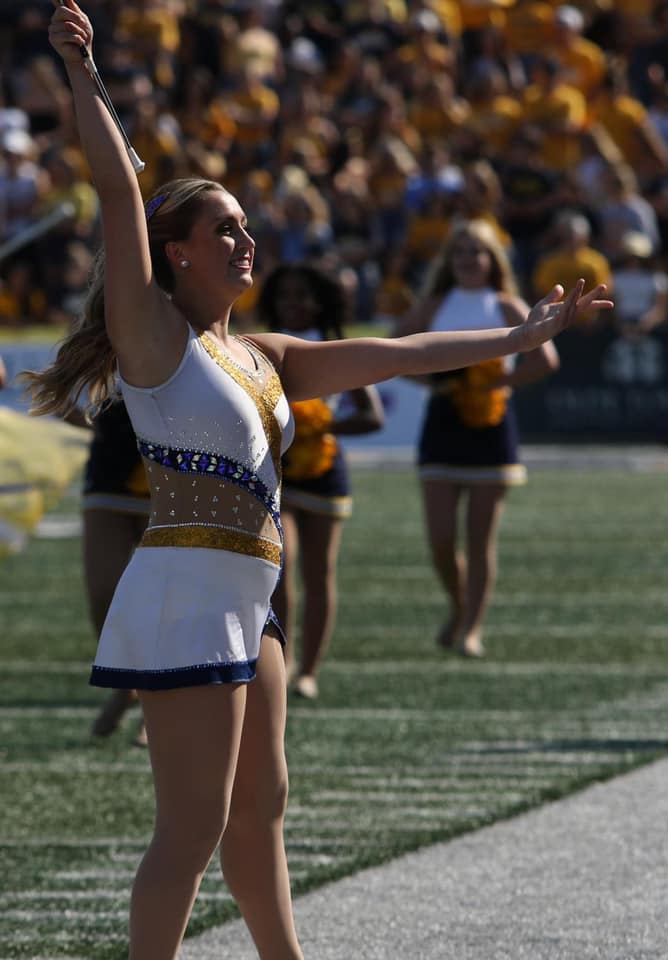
[180,259,190,269]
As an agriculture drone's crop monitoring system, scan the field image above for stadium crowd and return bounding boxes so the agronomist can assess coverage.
[0,0,666,332]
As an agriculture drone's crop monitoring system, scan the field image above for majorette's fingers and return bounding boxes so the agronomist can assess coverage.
[576,284,612,309]
[53,0,89,32]
[556,279,583,324]
[49,22,88,49]
[542,284,564,305]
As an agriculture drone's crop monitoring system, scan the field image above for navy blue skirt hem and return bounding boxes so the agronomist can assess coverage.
[90,661,258,690]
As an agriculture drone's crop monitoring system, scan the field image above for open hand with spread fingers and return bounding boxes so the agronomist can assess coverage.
[518,281,613,352]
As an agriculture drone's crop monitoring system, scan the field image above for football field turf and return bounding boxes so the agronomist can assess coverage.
[2,464,668,959]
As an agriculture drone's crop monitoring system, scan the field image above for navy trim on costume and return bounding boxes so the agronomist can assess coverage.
[137,437,281,530]
[90,660,257,690]
[266,605,286,646]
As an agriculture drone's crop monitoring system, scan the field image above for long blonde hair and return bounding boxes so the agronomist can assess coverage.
[422,218,518,300]
[22,177,225,419]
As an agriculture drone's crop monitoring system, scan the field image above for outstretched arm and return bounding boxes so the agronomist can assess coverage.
[254,282,612,401]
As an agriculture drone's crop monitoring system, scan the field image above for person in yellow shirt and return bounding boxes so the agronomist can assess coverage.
[40,148,99,241]
[523,55,587,171]
[548,5,606,98]
[589,63,668,186]
[116,0,180,90]
[223,62,281,161]
[408,72,471,146]
[532,211,613,328]
[463,61,523,159]
[504,0,555,61]
[391,8,457,81]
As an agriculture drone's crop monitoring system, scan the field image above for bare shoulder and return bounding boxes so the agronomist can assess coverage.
[243,331,299,372]
[497,292,530,327]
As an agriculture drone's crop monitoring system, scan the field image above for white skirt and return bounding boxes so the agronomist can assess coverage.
[90,546,282,689]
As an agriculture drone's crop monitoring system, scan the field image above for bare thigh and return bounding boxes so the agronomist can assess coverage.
[421,478,461,551]
[296,510,343,588]
[230,632,288,811]
[140,683,247,840]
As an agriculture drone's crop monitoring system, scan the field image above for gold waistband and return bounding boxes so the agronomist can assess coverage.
[140,524,281,566]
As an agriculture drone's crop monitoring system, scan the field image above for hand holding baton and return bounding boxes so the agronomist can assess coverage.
[56,0,145,174]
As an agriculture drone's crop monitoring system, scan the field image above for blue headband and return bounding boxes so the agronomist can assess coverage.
[145,194,167,220]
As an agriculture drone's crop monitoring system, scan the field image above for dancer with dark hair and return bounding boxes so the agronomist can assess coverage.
[258,263,384,699]
[23,4,612,957]
[83,399,149,745]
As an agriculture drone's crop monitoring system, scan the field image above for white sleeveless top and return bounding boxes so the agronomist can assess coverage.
[430,287,506,333]
[430,287,513,372]
[120,325,293,498]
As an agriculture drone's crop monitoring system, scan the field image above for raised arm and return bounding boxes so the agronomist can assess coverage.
[49,0,183,384]
[253,282,611,401]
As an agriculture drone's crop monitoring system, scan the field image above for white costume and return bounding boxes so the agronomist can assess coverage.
[90,327,294,689]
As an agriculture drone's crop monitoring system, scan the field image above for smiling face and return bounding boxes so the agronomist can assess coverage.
[173,189,256,297]
[449,234,493,289]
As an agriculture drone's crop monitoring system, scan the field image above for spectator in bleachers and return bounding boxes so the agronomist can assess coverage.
[548,4,606,98]
[367,135,417,260]
[328,160,382,317]
[590,60,668,187]
[573,126,627,211]
[628,0,668,105]
[40,147,98,242]
[407,70,470,148]
[597,163,662,263]
[503,0,555,68]
[522,55,587,174]
[609,230,668,340]
[496,125,560,291]
[275,80,340,176]
[274,166,333,263]
[225,4,284,86]
[7,55,72,144]
[462,19,526,92]
[532,210,613,329]
[115,0,181,92]
[462,60,523,162]
[128,97,184,198]
[0,127,48,244]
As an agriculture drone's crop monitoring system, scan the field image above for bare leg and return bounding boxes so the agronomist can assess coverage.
[83,509,147,737]
[295,510,343,688]
[272,507,298,683]
[458,484,506,657]
[421,479,466,648]
[220,635,303,959]
[130,684,246,960]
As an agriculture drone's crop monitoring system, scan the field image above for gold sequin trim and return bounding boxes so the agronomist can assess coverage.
[140,524,282,565]
[198,333,283,479]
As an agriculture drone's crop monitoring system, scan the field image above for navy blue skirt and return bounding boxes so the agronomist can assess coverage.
[281,449,353,518]
[418,391,527,486]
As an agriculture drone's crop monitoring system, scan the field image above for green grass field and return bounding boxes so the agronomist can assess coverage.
[2,463,668,959]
